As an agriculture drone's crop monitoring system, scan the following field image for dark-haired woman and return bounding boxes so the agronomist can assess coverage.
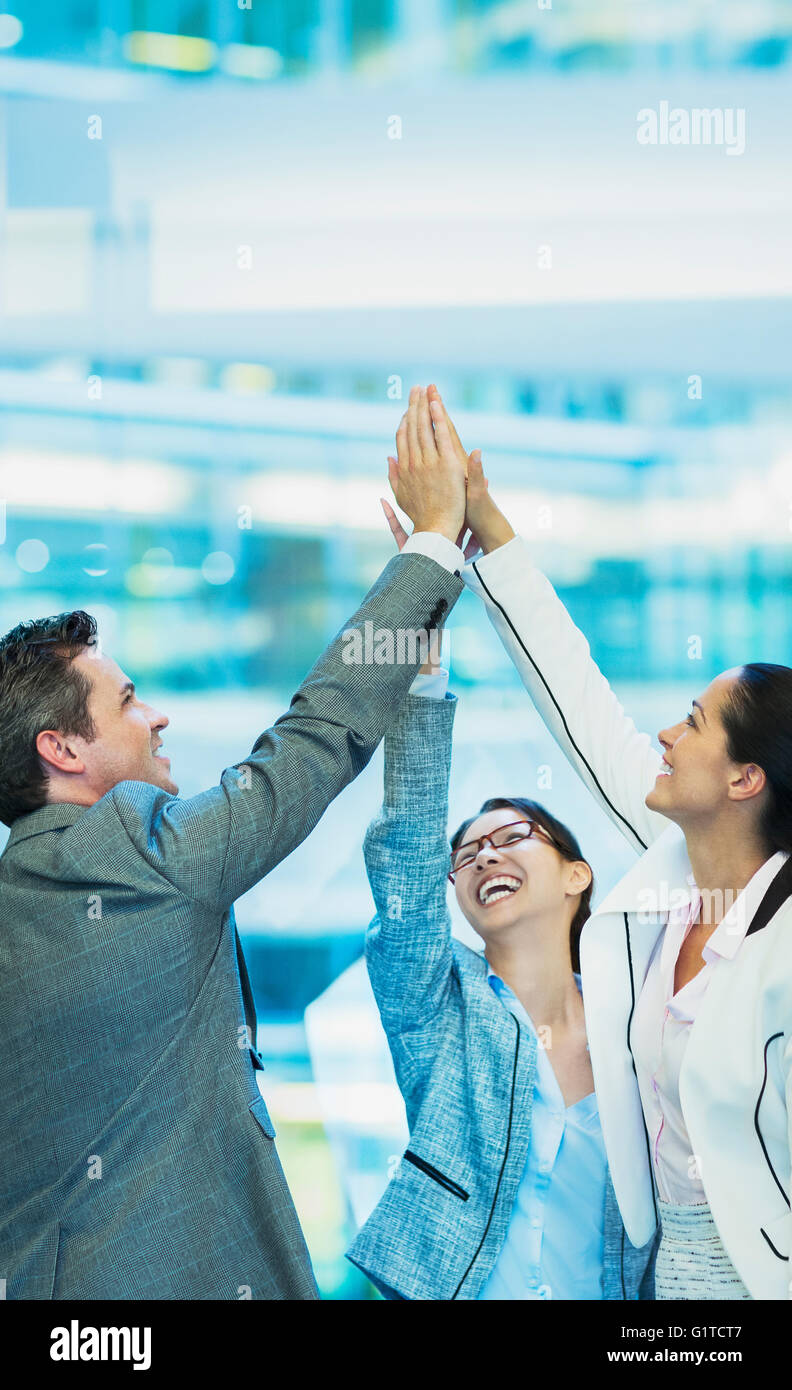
[414,385,792,1301]
[345,649,658,1300]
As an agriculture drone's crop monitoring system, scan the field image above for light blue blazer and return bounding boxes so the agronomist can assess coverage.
[347,692,659,1300]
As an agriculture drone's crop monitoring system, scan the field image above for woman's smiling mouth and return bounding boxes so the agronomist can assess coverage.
[477,874,521,906]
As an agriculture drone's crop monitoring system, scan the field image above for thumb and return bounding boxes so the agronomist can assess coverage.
[467,449,487,487]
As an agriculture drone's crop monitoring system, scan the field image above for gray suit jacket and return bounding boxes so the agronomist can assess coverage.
[0,549,463,1300]
[347,693,659,1300]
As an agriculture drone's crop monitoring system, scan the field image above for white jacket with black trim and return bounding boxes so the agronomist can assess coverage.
[463,536,792,1300]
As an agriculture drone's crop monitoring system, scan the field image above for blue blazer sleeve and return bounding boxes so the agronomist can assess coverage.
[363,691,457,1037]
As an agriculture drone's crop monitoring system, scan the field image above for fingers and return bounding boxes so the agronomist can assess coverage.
[382,488,406,526]
[395,410,409,471]
[429,396,456,461]
[416,386,437,459]
[468,448,487,486]
[387,455,403,509]
[380,495,409,548]
[406,384,421,471]
[428,384,465,462]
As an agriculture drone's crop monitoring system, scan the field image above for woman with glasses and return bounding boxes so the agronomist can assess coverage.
[346,400,658,1301]
[380,384,792,1302]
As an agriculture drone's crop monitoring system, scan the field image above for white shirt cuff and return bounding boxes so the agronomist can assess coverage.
[402,530,464,575]
[408,669,449,699]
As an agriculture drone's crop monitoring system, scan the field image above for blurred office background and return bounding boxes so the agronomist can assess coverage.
[1,0,791,1296]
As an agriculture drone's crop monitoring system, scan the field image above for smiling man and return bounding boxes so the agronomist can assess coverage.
[0,387,468,1301]
[27,635,179,809]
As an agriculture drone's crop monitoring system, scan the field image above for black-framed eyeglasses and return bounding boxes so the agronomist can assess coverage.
[448,819,561,882]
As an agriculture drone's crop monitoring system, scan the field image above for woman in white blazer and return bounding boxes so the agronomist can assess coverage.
[385,386,792,1301]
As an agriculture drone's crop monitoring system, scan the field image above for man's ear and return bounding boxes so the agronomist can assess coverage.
[35,730,86,776]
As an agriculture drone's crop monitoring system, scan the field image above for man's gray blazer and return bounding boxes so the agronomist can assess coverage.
[0,549,463,1300]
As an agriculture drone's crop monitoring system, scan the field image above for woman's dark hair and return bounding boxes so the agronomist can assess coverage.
[450,797,594,972]
[0,610,98,827]
[721,663,792,854]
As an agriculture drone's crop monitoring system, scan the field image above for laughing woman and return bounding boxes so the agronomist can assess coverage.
[346,648,657,1299]
[412,385,792,1302]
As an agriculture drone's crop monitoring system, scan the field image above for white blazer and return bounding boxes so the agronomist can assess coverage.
[463,536,792,1300]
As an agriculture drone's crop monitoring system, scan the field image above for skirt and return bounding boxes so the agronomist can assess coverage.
[654,1199,751,1300]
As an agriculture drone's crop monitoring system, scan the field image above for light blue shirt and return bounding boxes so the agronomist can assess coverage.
[478,968,607,1301]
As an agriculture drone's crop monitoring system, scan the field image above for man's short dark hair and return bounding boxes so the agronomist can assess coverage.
[0,610,98,827]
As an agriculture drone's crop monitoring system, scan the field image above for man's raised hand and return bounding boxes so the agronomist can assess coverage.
[426,385,516,555]
[386,385,467,544]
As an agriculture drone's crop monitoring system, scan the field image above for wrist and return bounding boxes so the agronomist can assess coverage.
[476,515,515,554]
[411,520,463,545]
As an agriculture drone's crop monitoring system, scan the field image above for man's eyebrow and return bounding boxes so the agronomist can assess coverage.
[120,681,135,701]
[692,699,707,724]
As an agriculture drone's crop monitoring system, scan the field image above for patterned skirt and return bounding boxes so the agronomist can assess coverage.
[654,1199,751,1300]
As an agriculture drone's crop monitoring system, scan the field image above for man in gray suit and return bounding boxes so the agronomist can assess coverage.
[0,388,467,1300]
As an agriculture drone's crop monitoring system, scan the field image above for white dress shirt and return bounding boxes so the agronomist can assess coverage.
[400,529,465,575]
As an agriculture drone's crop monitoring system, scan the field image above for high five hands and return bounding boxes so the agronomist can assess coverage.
[381,384,515,558]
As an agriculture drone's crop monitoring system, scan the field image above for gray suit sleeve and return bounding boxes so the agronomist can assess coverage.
[364,691,457,1035]
[108,550,463,911]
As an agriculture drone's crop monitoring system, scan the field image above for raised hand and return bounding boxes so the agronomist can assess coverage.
[386,386,467,544]
[425,383,470,476]
[426,385,515,555]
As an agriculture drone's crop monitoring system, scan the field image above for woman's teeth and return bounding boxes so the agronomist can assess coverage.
[478,875,521,905]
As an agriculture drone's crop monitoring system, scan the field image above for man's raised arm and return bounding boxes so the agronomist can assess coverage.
[106,388,468,911]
